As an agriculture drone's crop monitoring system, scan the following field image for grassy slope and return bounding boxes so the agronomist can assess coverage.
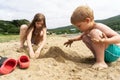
[0,34,19,43]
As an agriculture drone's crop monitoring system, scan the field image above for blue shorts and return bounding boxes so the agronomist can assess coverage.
[105,44,120,62]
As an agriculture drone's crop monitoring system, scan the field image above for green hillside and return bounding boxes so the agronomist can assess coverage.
[95,15,120,30]
[48,25,79,34]
[0,15,120,35]
[0,19,29,34]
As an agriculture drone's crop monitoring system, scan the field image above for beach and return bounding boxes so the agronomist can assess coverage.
[0,35,120,80]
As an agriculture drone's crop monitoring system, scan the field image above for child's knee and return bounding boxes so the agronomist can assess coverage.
[20,24,28,30]
[89,29,103,38]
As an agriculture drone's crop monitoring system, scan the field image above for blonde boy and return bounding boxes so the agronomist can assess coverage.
[64,5,120,70]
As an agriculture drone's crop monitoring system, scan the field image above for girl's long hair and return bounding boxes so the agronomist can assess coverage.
[26,13,46,35]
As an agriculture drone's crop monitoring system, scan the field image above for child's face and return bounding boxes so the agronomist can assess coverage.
[35,21,44,29]
[74,18,93,32]
[75,21,90,32]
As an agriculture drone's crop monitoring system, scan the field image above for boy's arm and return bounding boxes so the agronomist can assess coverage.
[69,33,85,42]
[102,34,120,44]
[64,33,84,47]
[92,30,120,44]
[96,23,120,44]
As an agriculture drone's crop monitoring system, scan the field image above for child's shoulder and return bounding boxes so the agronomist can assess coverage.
[94,22,112,31]
[94,22,108,28]
[95,22,105,26]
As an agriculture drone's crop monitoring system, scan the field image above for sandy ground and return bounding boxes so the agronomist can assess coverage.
[0,35,120,80]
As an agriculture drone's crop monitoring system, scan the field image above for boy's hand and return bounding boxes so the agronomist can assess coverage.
[92,38,105,43]
[64,39,73,47]
[91,33,107,43]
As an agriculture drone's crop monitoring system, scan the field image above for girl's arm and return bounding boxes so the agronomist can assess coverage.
[35,28,47,55]
[27,28,35,57]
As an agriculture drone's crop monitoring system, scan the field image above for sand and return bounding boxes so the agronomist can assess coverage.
[0,35,120,80]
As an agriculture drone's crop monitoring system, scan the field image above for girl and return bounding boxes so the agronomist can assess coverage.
[19,13,47,59]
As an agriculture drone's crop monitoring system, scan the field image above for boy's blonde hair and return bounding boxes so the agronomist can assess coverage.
[71,5,94,24]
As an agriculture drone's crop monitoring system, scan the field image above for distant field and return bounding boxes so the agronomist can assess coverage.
[0,34,19,43]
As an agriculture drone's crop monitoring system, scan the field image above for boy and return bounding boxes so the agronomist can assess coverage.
[64,5,120,70]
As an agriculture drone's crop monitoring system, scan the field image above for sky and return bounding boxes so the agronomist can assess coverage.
[0,0,120,29]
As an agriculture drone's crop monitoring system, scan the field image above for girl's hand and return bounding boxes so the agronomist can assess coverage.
[64,39,73,47]
[35,49,41,58]
[29,50,35,59]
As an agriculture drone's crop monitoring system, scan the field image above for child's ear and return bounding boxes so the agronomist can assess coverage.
[85,18,91,23]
